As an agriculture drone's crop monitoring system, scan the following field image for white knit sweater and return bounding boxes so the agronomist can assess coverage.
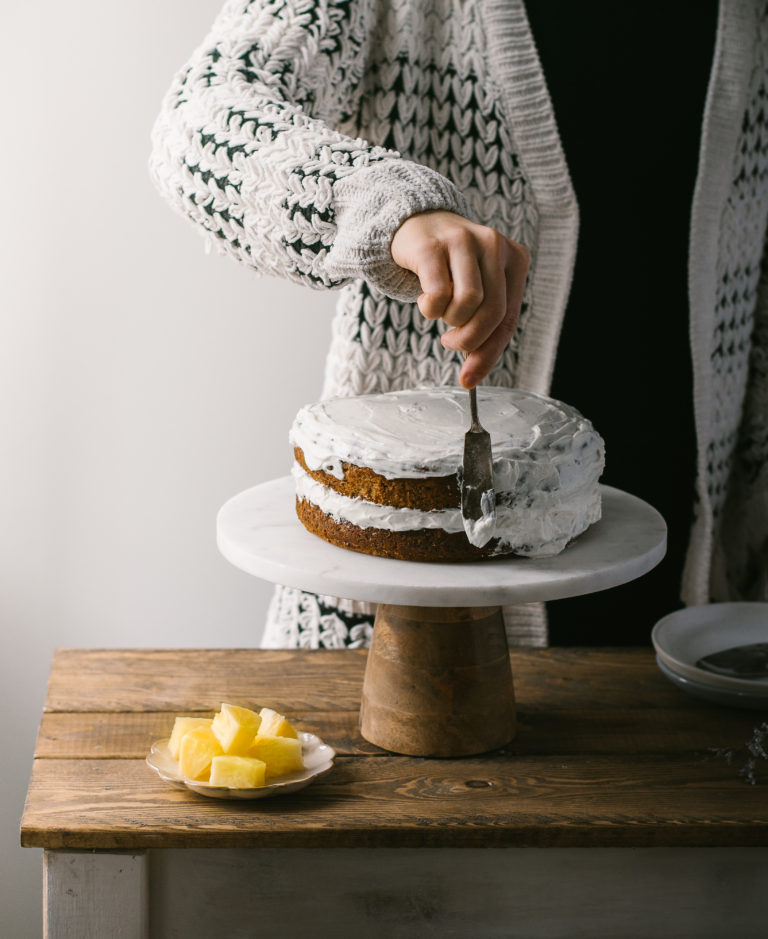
[150,0,768,648]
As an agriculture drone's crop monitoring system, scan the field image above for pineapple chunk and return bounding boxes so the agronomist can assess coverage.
[209,755,267,789]
[258,707,299,739]
[211,703,262,755]
[248,734,305,779]
[178,724,224,780]
[168,717,213,760]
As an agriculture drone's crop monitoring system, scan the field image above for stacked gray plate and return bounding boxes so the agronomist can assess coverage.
[651,602,768,709]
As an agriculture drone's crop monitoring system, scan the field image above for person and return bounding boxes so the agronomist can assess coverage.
[150,0,768,650]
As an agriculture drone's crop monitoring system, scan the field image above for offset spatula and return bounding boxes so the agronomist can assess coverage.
[460,383,496,548]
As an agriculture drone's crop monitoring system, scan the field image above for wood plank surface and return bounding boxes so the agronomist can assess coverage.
[22,754,768,850]
[34,706,763,760]
[44,648,369,713]
[43,647,702,712]
[22,647,768,853]
[34,711,376,759]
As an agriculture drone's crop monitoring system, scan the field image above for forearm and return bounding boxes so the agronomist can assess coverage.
[149,0,468,297]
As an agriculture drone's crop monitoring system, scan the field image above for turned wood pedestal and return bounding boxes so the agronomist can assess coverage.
[361,604,515,756]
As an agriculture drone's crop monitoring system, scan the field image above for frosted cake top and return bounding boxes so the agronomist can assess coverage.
[290,386,603,483]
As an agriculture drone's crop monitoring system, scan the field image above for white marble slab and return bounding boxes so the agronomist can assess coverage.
[216,477,667,607]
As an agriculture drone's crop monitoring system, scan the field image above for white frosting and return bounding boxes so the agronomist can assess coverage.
[463,489,497,548]
[289,387,605,558]
[293,465,601,558]
[291,386,600,477]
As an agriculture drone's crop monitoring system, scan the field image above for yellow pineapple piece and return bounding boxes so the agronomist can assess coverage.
[209,755,267,789]
[178,724,224,780]
[258,707,299,739]
[211,702,262,755]
[168,717,213,760]
[248,734,305,779]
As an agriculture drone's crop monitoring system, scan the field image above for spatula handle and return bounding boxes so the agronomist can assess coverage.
[468,386,480,430]
[461,351,481,431]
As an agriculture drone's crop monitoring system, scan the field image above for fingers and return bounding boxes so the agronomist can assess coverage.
[412,245,453,321]
[411,236,487,329]
[440,236,484,328]
[444,233,508,348]
[448,240,529,388]
[458,308,518,388]
[390,211,530,386]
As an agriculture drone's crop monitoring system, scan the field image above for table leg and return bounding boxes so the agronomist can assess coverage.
[360,603,516,756]
[44,850,148,939]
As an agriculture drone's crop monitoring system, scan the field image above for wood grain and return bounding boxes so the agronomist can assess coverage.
[44,648,368,713]
[361,604,516,756]
[22,754,768,850]
[22,647,768,855]
[34,711,375,759]
[44,647,709,712]
[34,706,763,760]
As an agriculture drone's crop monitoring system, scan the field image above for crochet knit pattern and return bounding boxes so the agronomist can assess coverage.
[150,0,768,648]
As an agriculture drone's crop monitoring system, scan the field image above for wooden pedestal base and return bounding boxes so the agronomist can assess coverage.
[360,604,516,757]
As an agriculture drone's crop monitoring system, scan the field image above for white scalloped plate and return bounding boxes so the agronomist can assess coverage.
[146,731,335,800]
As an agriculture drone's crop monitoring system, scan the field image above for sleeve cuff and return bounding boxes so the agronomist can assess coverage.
[325,158,471,301]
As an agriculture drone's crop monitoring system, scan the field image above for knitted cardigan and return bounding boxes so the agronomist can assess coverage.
[150,0,768,649]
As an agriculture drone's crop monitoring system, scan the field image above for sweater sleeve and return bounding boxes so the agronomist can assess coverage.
[149,0,469,301]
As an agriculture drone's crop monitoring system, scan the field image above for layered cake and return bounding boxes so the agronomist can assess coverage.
[289,387,605,562]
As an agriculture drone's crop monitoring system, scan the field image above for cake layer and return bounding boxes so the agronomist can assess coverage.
[293,447,458,511]
[292,464,601,558]
[289,387,605,561]
[296,497,492,562]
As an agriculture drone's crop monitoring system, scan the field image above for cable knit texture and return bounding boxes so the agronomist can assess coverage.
[150,0,768,649]
[684,0,768,605]
[326,159,472,300]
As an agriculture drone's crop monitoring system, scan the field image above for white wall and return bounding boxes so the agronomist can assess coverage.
[1,2,331,933]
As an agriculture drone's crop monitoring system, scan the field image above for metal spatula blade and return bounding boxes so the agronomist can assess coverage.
[460,385,496,548]
[696,642,768,679]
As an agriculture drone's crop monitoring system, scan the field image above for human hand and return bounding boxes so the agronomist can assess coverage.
[390,210,530,388]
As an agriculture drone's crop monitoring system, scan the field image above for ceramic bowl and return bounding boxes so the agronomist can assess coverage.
[651,603,768,695]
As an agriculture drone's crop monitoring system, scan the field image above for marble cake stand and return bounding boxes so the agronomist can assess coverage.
[217,477,667,757]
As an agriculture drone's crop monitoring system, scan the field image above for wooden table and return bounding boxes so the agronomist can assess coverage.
[21,648,768,938]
